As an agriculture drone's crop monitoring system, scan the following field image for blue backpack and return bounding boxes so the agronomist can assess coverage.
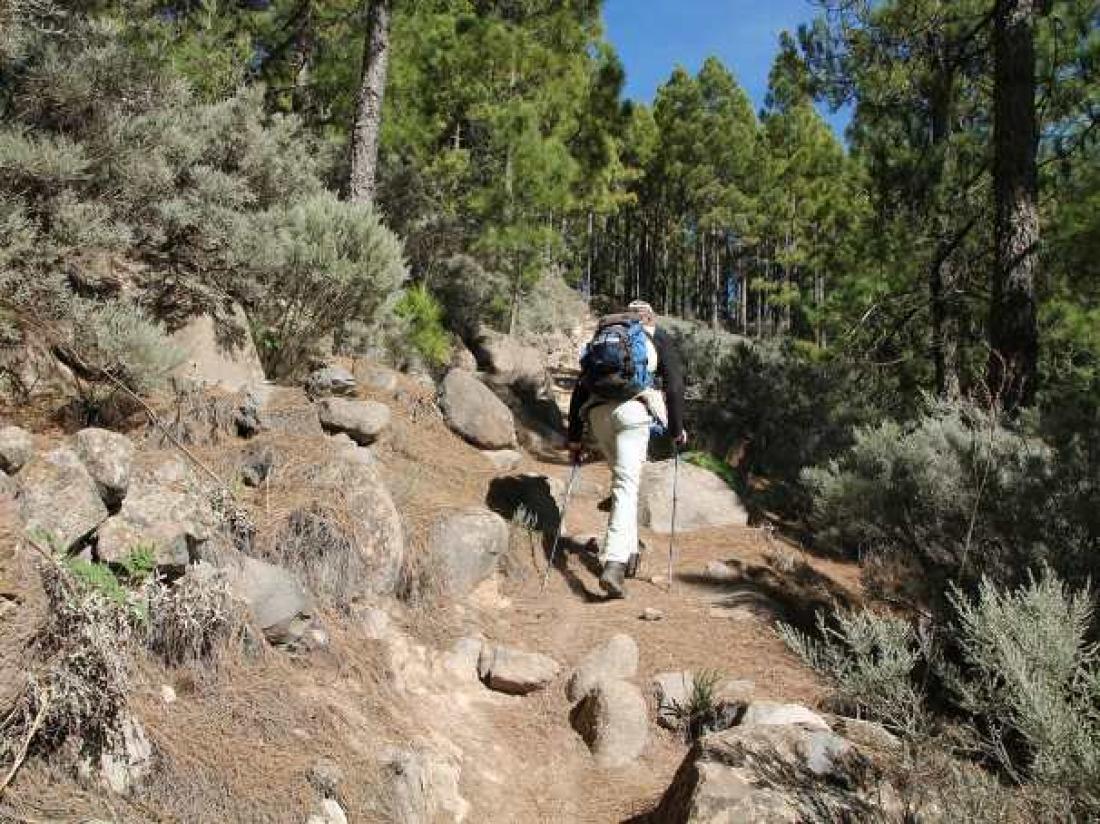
[580,313,654,403]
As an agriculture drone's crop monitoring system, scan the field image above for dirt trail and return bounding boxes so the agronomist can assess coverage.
[457,456,862,823]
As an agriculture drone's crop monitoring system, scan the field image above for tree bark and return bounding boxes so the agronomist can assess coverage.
[929,75,962,401]
[988,0,1043,410]
[348,0,392,205]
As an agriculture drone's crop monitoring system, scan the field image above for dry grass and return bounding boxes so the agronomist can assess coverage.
[145,571,250,668]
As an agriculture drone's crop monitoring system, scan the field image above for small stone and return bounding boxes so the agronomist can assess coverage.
[478,643,559,695]
[360,607,391,640]
[640,607,664,621]
[307,759,344,798]
[160,685,177,704]
[705,560,737,580]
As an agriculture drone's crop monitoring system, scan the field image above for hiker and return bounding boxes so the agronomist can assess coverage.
[566,300,686,598]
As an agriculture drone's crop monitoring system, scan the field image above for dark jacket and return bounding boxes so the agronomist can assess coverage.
[567,326,685,443]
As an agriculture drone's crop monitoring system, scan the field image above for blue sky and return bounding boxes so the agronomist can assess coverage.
[602,0,851,137]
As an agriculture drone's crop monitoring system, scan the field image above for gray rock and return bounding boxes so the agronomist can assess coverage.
[640,460,749,534]
[95,715,152,795]
[0,425,33,475]
[652,671,696,730]
[360,607,392,640]
[357,364,400,394]
[74,427,134,509]
[169,302,265,392]
[478,643,559,695]
[0,470,16,500]
[316,398,390,446]
[566,634,639,702]
[218,554,313,646]
[440,637,484,683]
[641,607,665,621]
[239,444,276,487]
[651,723,872,823]
[481,449,523,471]
[450,345,478,373]
[704,560,737,581]
[825,715,901,753]
[428,508,509,594]
[305,366,357,399]
[289,455,404,596]
[306,799,348,824]
[473,329,548,390]
[307,759,344,798]
[17,447,108,551]
[570,679,649,768]
[439,370,517,450]
[381,747,468,824]
[739,700,830,730]
[237,385,323,439]
[96,455,217,570]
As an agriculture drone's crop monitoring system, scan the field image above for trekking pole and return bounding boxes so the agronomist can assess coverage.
[666,445,681,593]
[541,459,581,593]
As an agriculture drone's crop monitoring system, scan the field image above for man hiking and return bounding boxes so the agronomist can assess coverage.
[566,300,687,598]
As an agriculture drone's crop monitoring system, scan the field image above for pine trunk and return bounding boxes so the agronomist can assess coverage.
[348,0,392,205]
[988,0,1042,409]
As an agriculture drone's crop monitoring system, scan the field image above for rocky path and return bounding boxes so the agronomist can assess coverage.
[459,457,862,823]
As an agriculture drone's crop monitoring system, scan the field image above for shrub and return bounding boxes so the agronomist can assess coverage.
[430,254,508,339]
[245,192,407,379]
[145,570,243,667]
[802,400,1066,586]
[778,608,929,737]
[512,271,588,339]
[780,571,1100,817]
[946,572,1100,803]
[394,284,452,368]
[1,558,134,764]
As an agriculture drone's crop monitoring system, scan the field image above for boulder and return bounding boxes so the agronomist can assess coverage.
[236,385,323,439]
[95,454,218,570]
[739,701,830,731]
[289,455,404,596]
[169,302,265,391]
[74,427,134,509]
[480,449,523,472]
[17,447,109,551]
[217,555,313,646]
[356,363,400,394]
[566,634,639,702]
[439,370,517,450]
[0,425,33,474]
[478,643,559,695]
[450,345,478,373]
[651,722,877,823]
[316,398,391,446]
[304,366,357,399]
[570,679,649,768]
[428,508,509,594]
[381,747,469,824]
[640,460,749,533]
[473,329,548,390]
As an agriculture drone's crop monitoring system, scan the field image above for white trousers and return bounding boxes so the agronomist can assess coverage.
[587,399,651,565]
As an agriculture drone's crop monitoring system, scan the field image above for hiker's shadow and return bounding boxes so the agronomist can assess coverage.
[485,475,605,602]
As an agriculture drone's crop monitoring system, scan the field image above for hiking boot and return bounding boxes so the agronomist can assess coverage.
[625,552,640,579]
[599,561,627,599]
